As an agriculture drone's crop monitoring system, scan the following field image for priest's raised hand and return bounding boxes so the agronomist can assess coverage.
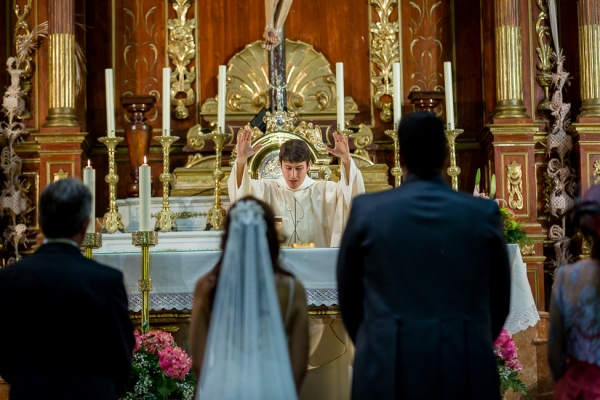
[326,131,352,184]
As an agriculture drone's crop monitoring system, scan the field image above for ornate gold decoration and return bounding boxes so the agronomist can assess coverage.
[594,160,600,184]
[52,169,69,182]
[407,0,444,91]
[44,33,79,127]
[384,127,402,187]
[82,232,102,259]
[494,0,529,119]
[122,0,160,122]
[167,0,196,120]
[153,136,180,232]
[265,110,297,133]
[369,0,401,122]
[535,0,553,111]
[204,129,231,230]
[293,121,328,154]
[199,40,358,121]
[132,230,158,333]
[578,0,600,118]
[174,211,208,219]
[348,124,374,159]
[445,129,463,191]
[520,243,535,256]
[507,160,524,210]
[185,124,206,151]
[99,137,125,234]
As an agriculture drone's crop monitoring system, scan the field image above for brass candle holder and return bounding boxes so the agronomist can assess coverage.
[132,230,158,333]
[445,128,464,191]
[153,134,180,232]
[205,128,231,231]
[99,136,125,233]
[384,125,402,187]
[82,232,102,259]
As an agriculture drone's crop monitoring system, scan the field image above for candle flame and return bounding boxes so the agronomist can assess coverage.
[87,159,91,167]
[144,156,147,164]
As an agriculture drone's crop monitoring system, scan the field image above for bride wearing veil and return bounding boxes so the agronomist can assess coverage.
[189,196,309,399]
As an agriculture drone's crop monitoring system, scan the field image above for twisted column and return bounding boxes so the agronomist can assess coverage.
[493,0,529,119]
[44,0,78,127]
[578,0,600,118]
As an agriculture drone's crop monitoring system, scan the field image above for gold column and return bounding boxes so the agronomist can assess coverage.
[493,0,529,119]
[578,0,600,118]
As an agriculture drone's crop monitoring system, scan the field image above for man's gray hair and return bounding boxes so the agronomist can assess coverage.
[39,178,92,239]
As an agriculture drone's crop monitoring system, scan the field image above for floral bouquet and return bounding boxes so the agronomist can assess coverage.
[494,329,528,396]
[120,330,196,400]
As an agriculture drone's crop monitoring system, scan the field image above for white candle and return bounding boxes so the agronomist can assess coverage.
[336,63,345,131]
[162,67,171,136]
[217,65,227,133]
[105,69,115,137]
[139,156,152,232]
[443,61,455,130]
[392,62,402,128]
[83,160,95,234]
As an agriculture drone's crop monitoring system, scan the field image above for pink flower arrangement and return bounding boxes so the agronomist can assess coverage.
[494,328,522,372]
[138,330,176,355]
[159,345,193,379]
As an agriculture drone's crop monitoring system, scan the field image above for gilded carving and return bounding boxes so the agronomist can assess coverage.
[535,0,553,111]
[348,124,373,159]
[369,0,400,122]
[294,121,328,154]
[507,161,524,210]
[594,160,600,184]
[122,0,160,121]
[167,0,196,120]
[407,0,444,91]
[200,40,358,118]
[520,243,535,256]
[53,169,69,182]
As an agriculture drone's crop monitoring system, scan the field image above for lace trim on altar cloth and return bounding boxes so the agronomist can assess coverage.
[128,289,340,311]
[503,303,540,334]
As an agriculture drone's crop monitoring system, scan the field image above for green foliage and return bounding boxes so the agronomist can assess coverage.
[498,362,529,397]
[499,207,532,247]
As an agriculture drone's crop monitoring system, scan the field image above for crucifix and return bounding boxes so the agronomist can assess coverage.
[263,0,293,112]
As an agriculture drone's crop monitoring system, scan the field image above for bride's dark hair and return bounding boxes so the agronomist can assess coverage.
[569,184,600,260]
[209,196,291,307]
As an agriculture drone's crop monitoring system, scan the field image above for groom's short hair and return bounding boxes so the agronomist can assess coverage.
[279,139,311,165]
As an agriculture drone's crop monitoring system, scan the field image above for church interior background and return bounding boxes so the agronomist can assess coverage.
[1,0,599,398]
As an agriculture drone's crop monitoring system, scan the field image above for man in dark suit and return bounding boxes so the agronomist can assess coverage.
[0,179,134,400]
[337,111,511,400]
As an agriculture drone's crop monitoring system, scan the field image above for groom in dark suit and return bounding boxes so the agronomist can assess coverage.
[0,179,134,400]
[337,111,511,400]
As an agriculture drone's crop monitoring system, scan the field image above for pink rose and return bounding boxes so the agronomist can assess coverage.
[140,331,176,355]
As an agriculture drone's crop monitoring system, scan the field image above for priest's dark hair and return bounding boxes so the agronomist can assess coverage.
[279,139,311,165]
[398,110,448,177]
[209,196,292,307]
[39,178,92,239]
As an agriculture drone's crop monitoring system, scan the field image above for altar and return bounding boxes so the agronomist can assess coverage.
[94,243,539,400]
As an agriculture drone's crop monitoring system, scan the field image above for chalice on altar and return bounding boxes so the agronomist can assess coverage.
[274,216,284,231]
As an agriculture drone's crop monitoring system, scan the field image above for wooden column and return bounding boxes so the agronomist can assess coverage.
[578,0,600,119]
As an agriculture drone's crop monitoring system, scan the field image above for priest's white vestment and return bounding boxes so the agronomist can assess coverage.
[228,160,365,247]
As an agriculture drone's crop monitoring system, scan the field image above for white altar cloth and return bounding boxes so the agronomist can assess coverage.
[94,244,539,334]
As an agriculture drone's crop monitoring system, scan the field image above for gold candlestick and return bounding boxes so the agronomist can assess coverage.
[445,128,464,191]
[82,232,102,259]
[99,136,125,233]
[384,125,402,187]
[205,128,231,231]
[153,135,179,232]
[132,230,158,333]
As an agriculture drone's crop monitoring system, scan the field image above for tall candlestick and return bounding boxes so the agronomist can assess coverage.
[83,160,95,234]
[393,62,402,128]
[162,68,171,136]
[139,156,152,231]
[217,65,227,133]
[336,62,345,130]
[105,69,115,137]
[443,62,455,130]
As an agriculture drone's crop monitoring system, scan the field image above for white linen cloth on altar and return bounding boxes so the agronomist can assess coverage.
[228,160,365,247]
[94,243,539,334]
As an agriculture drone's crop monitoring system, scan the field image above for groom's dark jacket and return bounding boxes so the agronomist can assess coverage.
[337,173,511,400]
[0,242,134,400]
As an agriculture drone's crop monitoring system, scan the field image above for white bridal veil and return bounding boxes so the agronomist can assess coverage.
[197,200,297,400]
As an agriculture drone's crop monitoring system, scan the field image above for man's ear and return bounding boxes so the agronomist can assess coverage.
[307,161,312,169]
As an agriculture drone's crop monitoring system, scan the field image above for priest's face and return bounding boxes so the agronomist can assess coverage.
[281,161,311,189]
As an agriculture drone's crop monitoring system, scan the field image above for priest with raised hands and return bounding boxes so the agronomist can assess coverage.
[228,127,365,247]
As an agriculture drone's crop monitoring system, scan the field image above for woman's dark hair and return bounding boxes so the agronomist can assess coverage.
[208,196,291,308]
[570,184,600,259]
[279,139,311,164]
